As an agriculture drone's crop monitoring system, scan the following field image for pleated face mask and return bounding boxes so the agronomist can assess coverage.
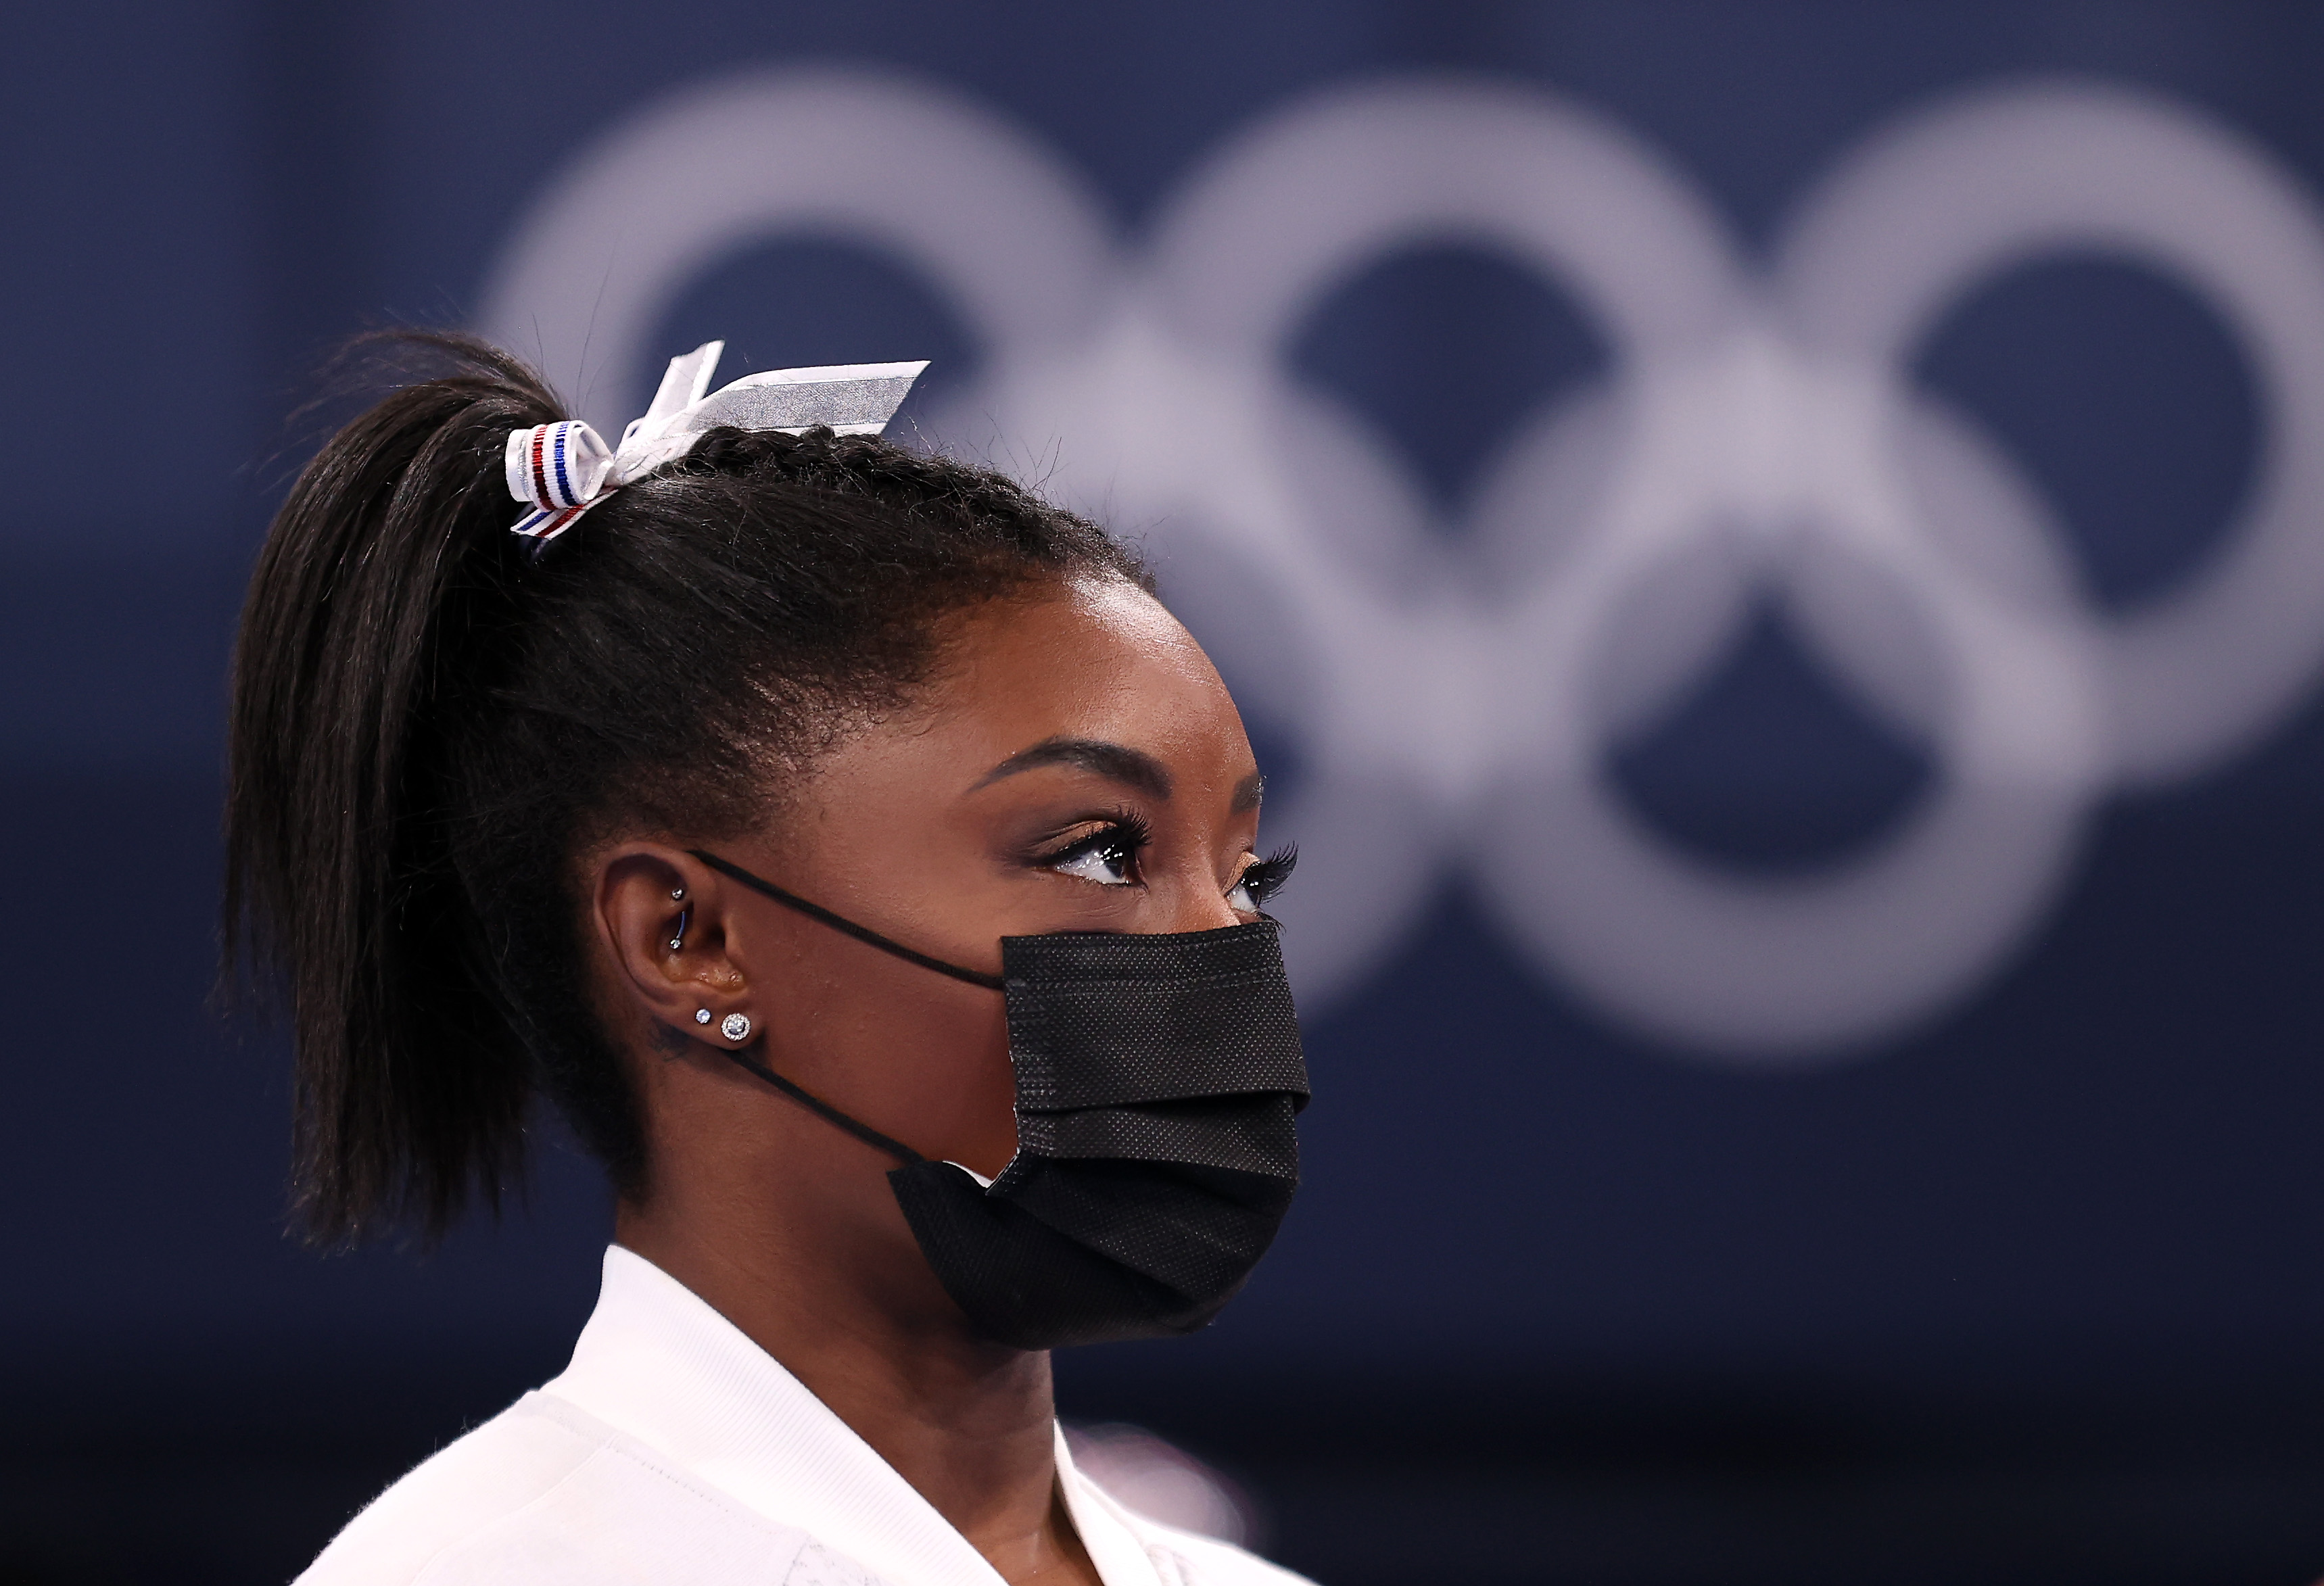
[690,850,1311,1350]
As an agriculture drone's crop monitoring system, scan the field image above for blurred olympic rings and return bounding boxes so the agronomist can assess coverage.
[483,72,2324,1061]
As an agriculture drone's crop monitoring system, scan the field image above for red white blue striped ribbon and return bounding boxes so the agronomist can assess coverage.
[504,420,615,542]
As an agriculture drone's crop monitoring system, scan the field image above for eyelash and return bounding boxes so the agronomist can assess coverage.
[1035,811,1155,883]
[1233,845,1299,911]
[1037,816,1297,914]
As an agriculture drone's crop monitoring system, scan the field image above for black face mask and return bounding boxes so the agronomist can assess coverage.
[688,850,1310,1351]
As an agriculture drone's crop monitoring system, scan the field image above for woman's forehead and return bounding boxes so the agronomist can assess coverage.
[953,581,1232,730]
[826,583,1253,796]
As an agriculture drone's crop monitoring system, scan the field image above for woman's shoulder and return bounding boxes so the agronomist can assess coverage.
[297,1392,596,1585]
[296,1391,818,1586]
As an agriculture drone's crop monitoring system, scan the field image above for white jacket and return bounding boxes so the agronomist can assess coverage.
[299,1246,1312,1586]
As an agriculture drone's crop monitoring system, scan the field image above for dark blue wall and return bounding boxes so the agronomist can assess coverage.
[7,5,2324,1583]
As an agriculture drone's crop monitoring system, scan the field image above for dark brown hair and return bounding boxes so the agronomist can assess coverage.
[224,332,1145,1243]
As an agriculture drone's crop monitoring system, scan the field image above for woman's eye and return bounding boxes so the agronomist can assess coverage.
[1228,844,1298,913]
[1049,836,1139,886]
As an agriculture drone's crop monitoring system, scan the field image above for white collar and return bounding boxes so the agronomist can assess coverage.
[542,1245,1164,1586]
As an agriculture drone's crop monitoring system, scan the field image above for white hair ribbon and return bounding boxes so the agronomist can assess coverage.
[505,340,928,543]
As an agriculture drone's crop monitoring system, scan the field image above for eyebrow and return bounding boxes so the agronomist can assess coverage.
[974,736,1175,800]
[1231,771,1265,814]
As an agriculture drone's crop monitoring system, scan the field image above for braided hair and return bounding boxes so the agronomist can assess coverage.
[225,331,1147,1243]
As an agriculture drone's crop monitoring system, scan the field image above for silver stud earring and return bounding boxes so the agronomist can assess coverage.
[694,1008,713,1025]
[671,888,686,900]
[721,1013,752,1042]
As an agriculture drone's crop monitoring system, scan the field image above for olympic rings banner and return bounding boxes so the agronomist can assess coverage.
[483,70,2324,1063]
[18,14,2324,1577]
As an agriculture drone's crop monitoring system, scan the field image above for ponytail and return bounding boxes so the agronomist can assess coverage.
[227,334,558,1241]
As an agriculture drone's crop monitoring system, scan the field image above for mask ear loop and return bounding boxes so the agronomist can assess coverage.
[716,1047,926,1166]
[687,848,1007,990]
[685,847,1001,1166]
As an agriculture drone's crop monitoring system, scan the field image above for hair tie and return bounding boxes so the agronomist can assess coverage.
[504,420,615,541]
[504,341,927,544]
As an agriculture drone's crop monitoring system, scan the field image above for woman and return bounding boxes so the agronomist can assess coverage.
[227,334,1312,1586]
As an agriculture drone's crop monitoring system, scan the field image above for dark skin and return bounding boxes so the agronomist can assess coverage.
[584,574,1274,1586]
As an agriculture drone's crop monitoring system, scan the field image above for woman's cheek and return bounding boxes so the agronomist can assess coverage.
[849,974,1018,1178]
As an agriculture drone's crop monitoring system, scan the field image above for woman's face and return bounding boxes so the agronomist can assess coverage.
[606,571,1277,1205]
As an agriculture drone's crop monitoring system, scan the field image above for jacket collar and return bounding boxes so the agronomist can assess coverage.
[543,1245,1163,1586]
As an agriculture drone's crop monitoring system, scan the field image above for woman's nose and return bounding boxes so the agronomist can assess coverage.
[1157,863,1246,934]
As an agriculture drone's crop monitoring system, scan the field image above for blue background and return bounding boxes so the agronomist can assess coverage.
[6,4,2324,1583]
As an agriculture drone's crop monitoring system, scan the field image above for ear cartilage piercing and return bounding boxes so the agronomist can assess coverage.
[721,1013,752,1042]
[669,905,690,952]
[671,888,686,900]
[694,1008,713,1025]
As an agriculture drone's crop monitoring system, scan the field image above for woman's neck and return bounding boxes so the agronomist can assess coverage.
[615,1199,1101,1586]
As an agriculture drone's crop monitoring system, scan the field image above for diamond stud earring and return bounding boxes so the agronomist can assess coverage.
[721,1013,752,1042]
[694,1009,713,1025]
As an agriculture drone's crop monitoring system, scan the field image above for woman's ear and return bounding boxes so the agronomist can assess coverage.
[594,844,752,1046]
